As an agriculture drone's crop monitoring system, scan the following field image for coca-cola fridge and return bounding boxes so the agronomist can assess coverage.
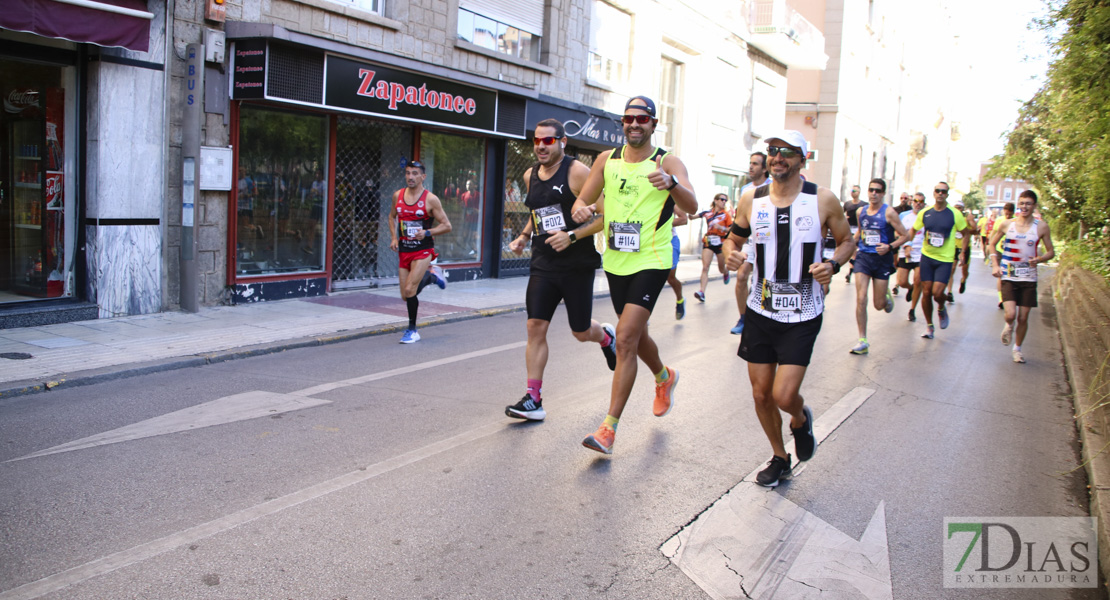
[2,86,65,298]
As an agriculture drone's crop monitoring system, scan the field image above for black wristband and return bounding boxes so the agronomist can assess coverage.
[667,175,679,190]
[730,223,752,238]
[825,259,841,274]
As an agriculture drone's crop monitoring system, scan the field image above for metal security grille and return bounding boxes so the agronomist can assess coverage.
[499,139,533,275]
[497,95,526,137]
[267,44,324,105]
[332,116,414,288]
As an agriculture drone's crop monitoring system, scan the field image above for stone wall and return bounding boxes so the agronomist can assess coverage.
[1053,265,1110,584]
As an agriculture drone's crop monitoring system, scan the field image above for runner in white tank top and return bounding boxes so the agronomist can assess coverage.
[722,130,854,488]
[988,190,1055,364]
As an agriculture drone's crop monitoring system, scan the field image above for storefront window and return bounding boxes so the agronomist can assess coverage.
[715,171,741,213]
[419,131,484,263]
[501,139,531,266]
[236,105,328,276]
[0,58,76,302]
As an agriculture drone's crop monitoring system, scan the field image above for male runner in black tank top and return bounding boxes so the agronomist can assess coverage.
[504,118,614,421]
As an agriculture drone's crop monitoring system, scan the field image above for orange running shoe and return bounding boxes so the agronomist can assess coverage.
[653,367,678,417]
[582,422,616,454]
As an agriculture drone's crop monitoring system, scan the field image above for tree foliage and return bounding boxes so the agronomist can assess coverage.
[993,0,1110,240]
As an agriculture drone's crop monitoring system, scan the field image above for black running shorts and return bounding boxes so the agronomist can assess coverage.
[1001,280,1038,308]
[526,269,596,332]
[738,310,823,366]
[896,257,920,270]
[606,269,670,315]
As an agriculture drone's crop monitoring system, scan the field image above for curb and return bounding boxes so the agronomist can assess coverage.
[0,274,713,401]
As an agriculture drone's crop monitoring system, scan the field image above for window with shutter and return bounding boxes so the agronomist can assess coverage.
[457,0,544,62]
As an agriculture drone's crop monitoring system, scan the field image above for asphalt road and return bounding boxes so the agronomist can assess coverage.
[0,259,1102,599]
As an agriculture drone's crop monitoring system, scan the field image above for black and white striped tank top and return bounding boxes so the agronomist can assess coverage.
[747,182,825,323]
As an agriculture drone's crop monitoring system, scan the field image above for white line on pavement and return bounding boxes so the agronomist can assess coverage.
[0,421,510,600]
[5,341,526,463]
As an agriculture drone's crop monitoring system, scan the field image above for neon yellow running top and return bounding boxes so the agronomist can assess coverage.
[601,146,676,275]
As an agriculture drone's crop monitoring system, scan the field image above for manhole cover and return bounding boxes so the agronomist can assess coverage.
[0,353,33,360]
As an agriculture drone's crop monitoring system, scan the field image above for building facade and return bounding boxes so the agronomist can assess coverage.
[784,0,967,203]
[1,0,167,326]
[1,0,825,324]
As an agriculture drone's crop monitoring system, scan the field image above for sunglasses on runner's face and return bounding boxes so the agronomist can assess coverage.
[868,188,883,194]
[533,136,558,146]
[935,188,949,195]
[766,146,802,158]
[621,114,653,124]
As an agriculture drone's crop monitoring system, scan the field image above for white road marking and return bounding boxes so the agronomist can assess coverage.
[0,421,508,600]
[7,392,332,463]
[7,341,525,463]
[290,341,525,397]
[662,387,890,599]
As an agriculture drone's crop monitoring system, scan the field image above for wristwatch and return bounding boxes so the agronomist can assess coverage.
[825,259,841,274]
[568,231,578,243]
[667,175,679,190]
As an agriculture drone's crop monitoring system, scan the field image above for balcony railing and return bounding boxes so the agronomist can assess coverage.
[748,0,828,70]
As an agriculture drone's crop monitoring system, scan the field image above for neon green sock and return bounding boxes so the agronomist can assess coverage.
[603,415,619,430]
[655,367,669,383]
[676,298,685,305]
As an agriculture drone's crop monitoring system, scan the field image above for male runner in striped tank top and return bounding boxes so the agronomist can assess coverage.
[724,130,855,487]
[989,190,1055,363]
[570,96,700,455]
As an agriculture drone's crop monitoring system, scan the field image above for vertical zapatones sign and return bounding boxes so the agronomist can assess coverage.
[231,40,266,100]
[324,55,497,134]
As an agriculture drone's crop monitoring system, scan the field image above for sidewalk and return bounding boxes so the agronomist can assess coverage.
[0,257,714,398]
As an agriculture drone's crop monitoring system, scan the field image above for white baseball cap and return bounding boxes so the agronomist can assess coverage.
[764,130,809,157]
[953,197,965,207]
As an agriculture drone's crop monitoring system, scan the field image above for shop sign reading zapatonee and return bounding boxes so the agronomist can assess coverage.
[324,55,497,134]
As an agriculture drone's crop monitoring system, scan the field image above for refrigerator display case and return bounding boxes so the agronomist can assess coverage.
[2,86,65,299]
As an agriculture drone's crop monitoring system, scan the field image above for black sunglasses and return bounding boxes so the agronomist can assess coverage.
[934,188,949,195]
[767,146,802,158]
[868,188,883,194]
[621,114,654,125]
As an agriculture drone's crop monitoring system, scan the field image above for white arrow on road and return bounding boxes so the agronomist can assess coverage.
[7,342,526,463]
[661,387,889,600]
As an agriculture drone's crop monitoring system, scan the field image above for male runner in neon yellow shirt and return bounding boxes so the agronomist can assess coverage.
[570,96,699,455]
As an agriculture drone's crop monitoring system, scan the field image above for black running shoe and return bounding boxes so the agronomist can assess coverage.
[756,455,792,487]
[792,405,816,461]
[601,323,617,371]
[505,395,546,421]
[947,292,955,304]
[905,288,912,302]
[959,280,966,294]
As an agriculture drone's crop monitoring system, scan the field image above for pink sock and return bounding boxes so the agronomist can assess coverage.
[526,379,542,401]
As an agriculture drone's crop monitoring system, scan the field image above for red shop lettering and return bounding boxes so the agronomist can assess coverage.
[356,69,477,115]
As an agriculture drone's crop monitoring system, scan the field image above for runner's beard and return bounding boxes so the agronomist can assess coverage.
[538,147,563,167]
[624,126,651,148]
[770,160,802,183]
